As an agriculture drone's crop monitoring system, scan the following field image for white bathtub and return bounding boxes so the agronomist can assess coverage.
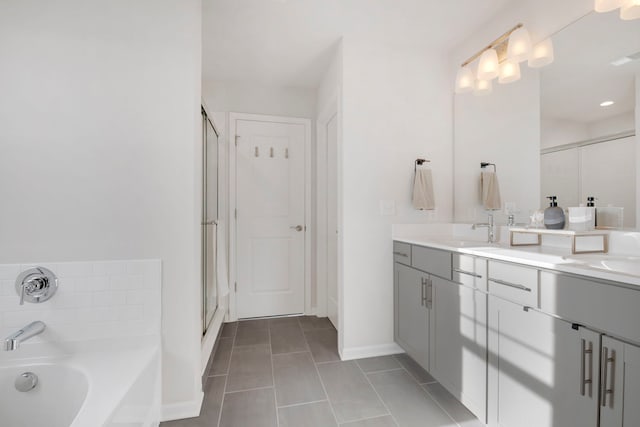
[0,338,160,427]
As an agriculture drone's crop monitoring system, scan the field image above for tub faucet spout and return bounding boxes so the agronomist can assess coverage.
[3,321,45,351]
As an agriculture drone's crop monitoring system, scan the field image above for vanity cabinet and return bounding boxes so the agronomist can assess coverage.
[599,336,640,427]
[487,295,600,427]
[394,262,431,369]
[431,271,488,422]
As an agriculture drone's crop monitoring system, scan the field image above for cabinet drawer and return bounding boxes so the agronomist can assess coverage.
[540,271,640,342]
[488,260,539,307]
[452,254,487,291]
[412,245,451,280]
[393,242,412,265]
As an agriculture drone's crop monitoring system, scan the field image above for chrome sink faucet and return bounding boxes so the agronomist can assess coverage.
[3,321,46,351]
[472,212,496,243]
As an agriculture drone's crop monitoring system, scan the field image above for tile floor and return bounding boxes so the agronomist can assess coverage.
[161,316,483,427]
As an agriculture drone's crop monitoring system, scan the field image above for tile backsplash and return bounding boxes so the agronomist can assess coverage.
[0,260,161,343]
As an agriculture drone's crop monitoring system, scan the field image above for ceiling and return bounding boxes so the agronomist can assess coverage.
[202,0,512,88]
[541,11,640,124]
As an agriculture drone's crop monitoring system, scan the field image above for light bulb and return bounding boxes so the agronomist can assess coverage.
[474,79,493,96]
[498,60,521,84]
[528,38,554,68]
[455,67,475,94]
[477,49,499,81]
[507,27,532,63]
[621,0,640,19]
[594,0,623,12]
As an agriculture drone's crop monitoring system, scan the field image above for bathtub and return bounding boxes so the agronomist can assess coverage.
[0,338,160,427]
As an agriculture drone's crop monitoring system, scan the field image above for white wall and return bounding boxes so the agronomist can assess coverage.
[587,111,635,139]
[636,73,639,228]
[541,118,589,149]
[203,80,316,118]
[451,0,594,221]
[0,0,203,416]
[340,37,453,357]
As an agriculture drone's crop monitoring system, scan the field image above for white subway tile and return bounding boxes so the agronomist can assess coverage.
[92,291,127,307]
[0,265,20,280]
[93,261,127,276]
[76,276,109,292]
[126,290,147,306]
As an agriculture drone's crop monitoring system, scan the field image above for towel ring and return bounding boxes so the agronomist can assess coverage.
[415,158,431,172]
[480,162,496,172]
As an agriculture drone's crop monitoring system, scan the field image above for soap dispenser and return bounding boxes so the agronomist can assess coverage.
[544,196,565,230]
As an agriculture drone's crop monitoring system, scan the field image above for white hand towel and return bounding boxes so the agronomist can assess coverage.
[412,168,436,210]
[481,171,502,210]
[216,220,230,298]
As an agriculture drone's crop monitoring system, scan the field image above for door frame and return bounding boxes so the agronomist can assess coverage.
[228,112,312,321]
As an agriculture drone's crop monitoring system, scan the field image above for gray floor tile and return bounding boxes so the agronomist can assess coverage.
[367,370,453,427]
[226,344,273,392]
[219,388,277,427]
[392,353,436,384]
[161,375,226,427]
[269,316,301,327]
[210,337,233,376]
[234,325,270,347]
[355,356,402,373]
[299,315,335,330]
[220,322,237,338]
[270,323,308,354]
[237,319,269,330]
[422,382,484,427]
[304,328,340,363]
[317,361,388,423]
[273,352,326,406]
[339,415,398,427]
[278,401,338,427]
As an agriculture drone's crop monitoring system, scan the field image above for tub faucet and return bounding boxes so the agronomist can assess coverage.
[472,212,496,243]
[3,321,45,351]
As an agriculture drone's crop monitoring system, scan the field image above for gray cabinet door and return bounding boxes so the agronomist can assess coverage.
[395,263,430,369]
[431,276,487,423]
[488,296,598,427]
[600,337,640,427]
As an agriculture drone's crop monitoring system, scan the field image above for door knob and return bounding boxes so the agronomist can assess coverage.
[290,225,303,232]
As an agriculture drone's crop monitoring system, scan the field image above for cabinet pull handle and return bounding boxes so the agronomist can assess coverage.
[393,252,409,258]
[420,277,426,307]
[452,268,482,278]
[601,347,616,408]
[426,278,433,309]
[489,278,531,292]
[580,339,593,397]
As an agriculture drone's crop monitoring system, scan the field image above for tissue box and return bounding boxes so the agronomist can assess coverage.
[568,207,595,231]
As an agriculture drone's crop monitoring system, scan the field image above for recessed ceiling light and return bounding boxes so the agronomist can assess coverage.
[600,101,615,107]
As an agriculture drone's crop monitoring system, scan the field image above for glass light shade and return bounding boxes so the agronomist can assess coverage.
[473,79,493,96]
[595,0,623,12]
[455,67,475,94]
[528,38,555,68]
[507,27,532,62]
[477,49,499,80]
[620,0,640,19]
[498,60,521,84]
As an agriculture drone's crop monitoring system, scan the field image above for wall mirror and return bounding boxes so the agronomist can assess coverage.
[540,11,639,228]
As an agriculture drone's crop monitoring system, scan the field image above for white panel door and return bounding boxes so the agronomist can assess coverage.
[236,119,305,318]
[326,114,339,329]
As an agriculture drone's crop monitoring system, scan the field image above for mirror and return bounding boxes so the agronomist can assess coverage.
[540,11,639,228]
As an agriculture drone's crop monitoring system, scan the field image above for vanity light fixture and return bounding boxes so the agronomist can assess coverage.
[454,23,554,95]
[595,0,640,19]
[600,100,615,106]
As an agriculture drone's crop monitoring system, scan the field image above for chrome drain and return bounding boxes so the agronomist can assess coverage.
[15,372,38,392]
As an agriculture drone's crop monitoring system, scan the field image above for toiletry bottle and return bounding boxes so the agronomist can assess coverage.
[544,196,565,230]
[587,196,597,227]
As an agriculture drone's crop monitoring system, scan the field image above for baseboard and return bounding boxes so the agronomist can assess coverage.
[160,392,204,422]
[340,342,405,360]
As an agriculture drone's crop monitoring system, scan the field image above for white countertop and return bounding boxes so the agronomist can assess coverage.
[394,235,640,287]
